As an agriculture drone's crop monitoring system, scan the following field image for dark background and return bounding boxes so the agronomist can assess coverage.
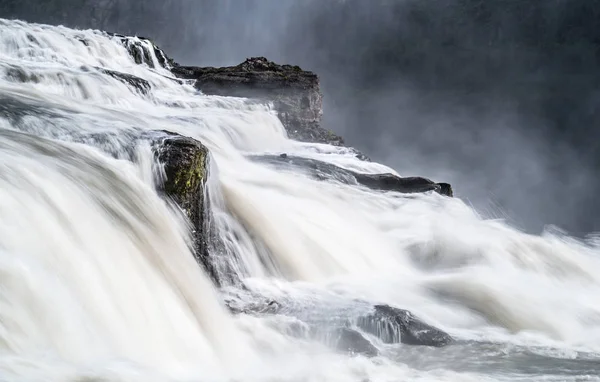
[2,0,600,235]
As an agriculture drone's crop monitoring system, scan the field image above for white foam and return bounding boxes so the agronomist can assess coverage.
[1,17,600,381]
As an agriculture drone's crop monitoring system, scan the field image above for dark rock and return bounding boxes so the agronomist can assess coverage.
[150,131,245,287]
[76,37,90,47]
[330,327,379,357]
[171,57,345,147]
[438,183,454,197]
[253,154,452,196]
[357,305,453,347]
[154,134,218,281]
[354,173,451,196]
[101,69,151,94]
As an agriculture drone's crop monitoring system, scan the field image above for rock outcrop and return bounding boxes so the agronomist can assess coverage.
[153,133,220,281]
[171,57,344,146]
[254,154,453,196]
[354,174,453,196]
[356,305,453,347]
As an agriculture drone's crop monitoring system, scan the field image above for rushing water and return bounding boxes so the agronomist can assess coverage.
[1,18,600,382]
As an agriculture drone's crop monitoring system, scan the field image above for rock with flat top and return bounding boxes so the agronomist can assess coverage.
[171,57,344,146]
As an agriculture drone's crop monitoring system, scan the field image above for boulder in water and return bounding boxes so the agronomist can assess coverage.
[154,134,218,280]
[331,327,379,357]
[357,305,453,347]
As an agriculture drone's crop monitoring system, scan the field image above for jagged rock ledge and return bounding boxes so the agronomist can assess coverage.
[171,57,342,146]
[255,153,453,196]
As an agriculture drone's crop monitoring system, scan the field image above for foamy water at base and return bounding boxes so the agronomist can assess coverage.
[1,18,600,382]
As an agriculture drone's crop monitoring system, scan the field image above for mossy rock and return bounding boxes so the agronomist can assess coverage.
[158,136,207,217]
[156,135,212,272]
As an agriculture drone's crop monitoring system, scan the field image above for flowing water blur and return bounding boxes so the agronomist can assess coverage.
[1,18,600,382]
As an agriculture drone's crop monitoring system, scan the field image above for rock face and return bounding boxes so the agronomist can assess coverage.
[171,57,344,146]
[357,305,454,347]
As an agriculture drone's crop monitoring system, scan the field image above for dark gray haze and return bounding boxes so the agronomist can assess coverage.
[2,0,600,234]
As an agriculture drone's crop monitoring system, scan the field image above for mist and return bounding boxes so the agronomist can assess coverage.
[2,0,599,234]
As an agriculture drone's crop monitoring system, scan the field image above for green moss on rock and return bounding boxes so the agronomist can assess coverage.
[157,136,208,223]
[154,133,226,284]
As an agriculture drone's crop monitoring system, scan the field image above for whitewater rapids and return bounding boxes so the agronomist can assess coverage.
[1,18,600,382]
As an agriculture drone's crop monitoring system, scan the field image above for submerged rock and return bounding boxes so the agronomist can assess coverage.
[112,34,174,69]
[330,327,379,357]
[101,69,151,94]
[171,57,344,146]
[357,305,453,347]
[225,298,281,315]
[227,300,378,357]
[253,154,452,196]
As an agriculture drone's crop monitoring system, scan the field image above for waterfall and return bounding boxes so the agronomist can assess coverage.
[1,18,600,382]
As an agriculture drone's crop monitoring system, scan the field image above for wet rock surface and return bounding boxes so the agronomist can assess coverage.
[102,69,151,94]
[357,305,454,347]
[253,154,453,196]
[226,296,378,357]
[225,298,281,315]
[112,33,174,69]
[354,173,453,196]
[330,327,379,357]
[224,291,450,354]
[153,133,220,281]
